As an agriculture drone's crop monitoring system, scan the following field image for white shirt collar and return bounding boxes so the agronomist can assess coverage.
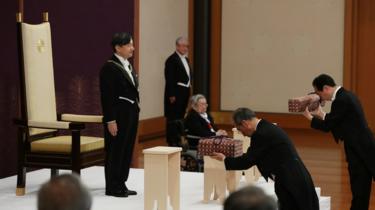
[254,119,261,131]
[200,112,208,119]
[114,53,130,67]
[114,53,135,85]
[331,86,341,101]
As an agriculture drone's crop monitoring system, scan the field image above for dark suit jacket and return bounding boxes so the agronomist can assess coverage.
[224,120,302,181]
[311,88,375,178]
[164,52,191,118]
[100,55,139,123]
[184,110,217,137]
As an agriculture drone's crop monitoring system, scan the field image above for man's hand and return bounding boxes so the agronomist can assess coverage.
[107,121,118,136]
[216,129,228,136]
[303,107,313,121]
[211,152,226,162]
[310,105,326,120]
[169,96,176,104]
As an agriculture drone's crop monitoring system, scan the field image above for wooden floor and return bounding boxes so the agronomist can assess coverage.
[287,128,375,210]
[136,128,375,210]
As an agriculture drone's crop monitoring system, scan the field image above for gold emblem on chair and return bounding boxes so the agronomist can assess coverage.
[37,39,46,53]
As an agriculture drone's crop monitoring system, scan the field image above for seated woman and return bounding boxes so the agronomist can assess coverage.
[184,94,227,149]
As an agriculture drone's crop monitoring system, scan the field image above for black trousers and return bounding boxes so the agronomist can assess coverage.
[165,86,190,146]
[344,143,373,210]
[104,104,139,192]
[274,159,319,210]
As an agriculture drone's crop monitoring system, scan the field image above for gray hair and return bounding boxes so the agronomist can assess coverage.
[190,94,206,110]
[175,36,188,45]
[233,108,256,125]
[37,173,92,210]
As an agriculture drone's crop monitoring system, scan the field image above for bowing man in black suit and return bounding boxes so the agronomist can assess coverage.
[164,37,192,146]
[303,74,375,210]
[212,108,319,210]
[100,32,139,197]
[184,94,227,148]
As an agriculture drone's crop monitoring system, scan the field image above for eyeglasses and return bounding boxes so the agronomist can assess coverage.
[235,124,242,130]
[197,102,208,107]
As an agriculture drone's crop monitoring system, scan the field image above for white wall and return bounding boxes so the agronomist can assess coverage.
[139,0,189,119]
[220,0,344,113]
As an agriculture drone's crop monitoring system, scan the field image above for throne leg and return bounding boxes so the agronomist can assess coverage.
[16,128,26,196]
[51,169,59,177]
[72,168,81,176]
[16,166,26,196]
[71,130,81,176]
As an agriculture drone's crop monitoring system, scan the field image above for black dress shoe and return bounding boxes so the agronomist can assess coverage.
[125,189,137,196]
[105,190,128,197]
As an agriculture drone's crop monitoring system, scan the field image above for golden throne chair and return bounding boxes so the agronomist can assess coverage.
[14,12,105,196]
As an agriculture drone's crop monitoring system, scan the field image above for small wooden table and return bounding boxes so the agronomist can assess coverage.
[202,129,262,203]
[232,128,261,183]
[143,146,182,210]
[203,156,241,203]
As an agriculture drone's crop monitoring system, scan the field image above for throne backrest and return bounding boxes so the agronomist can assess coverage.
[21,22,57,135]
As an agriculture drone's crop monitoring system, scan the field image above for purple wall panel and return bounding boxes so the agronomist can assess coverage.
[0,0,21,179]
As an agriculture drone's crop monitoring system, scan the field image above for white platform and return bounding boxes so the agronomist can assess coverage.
[0,166,330,210]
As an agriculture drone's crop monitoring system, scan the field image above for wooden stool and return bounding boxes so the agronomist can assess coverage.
[203,156,241,203]
[232,128,261,183]
[143,146,182,210]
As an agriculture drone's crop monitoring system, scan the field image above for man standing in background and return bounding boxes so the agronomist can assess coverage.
[100,32,139,197]
[164,37,192,146]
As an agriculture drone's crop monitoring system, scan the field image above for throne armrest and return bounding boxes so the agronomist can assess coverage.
[29,120,84,130]
[13,118,84,130]
[28,120,70,129]
[60,114,103,123]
